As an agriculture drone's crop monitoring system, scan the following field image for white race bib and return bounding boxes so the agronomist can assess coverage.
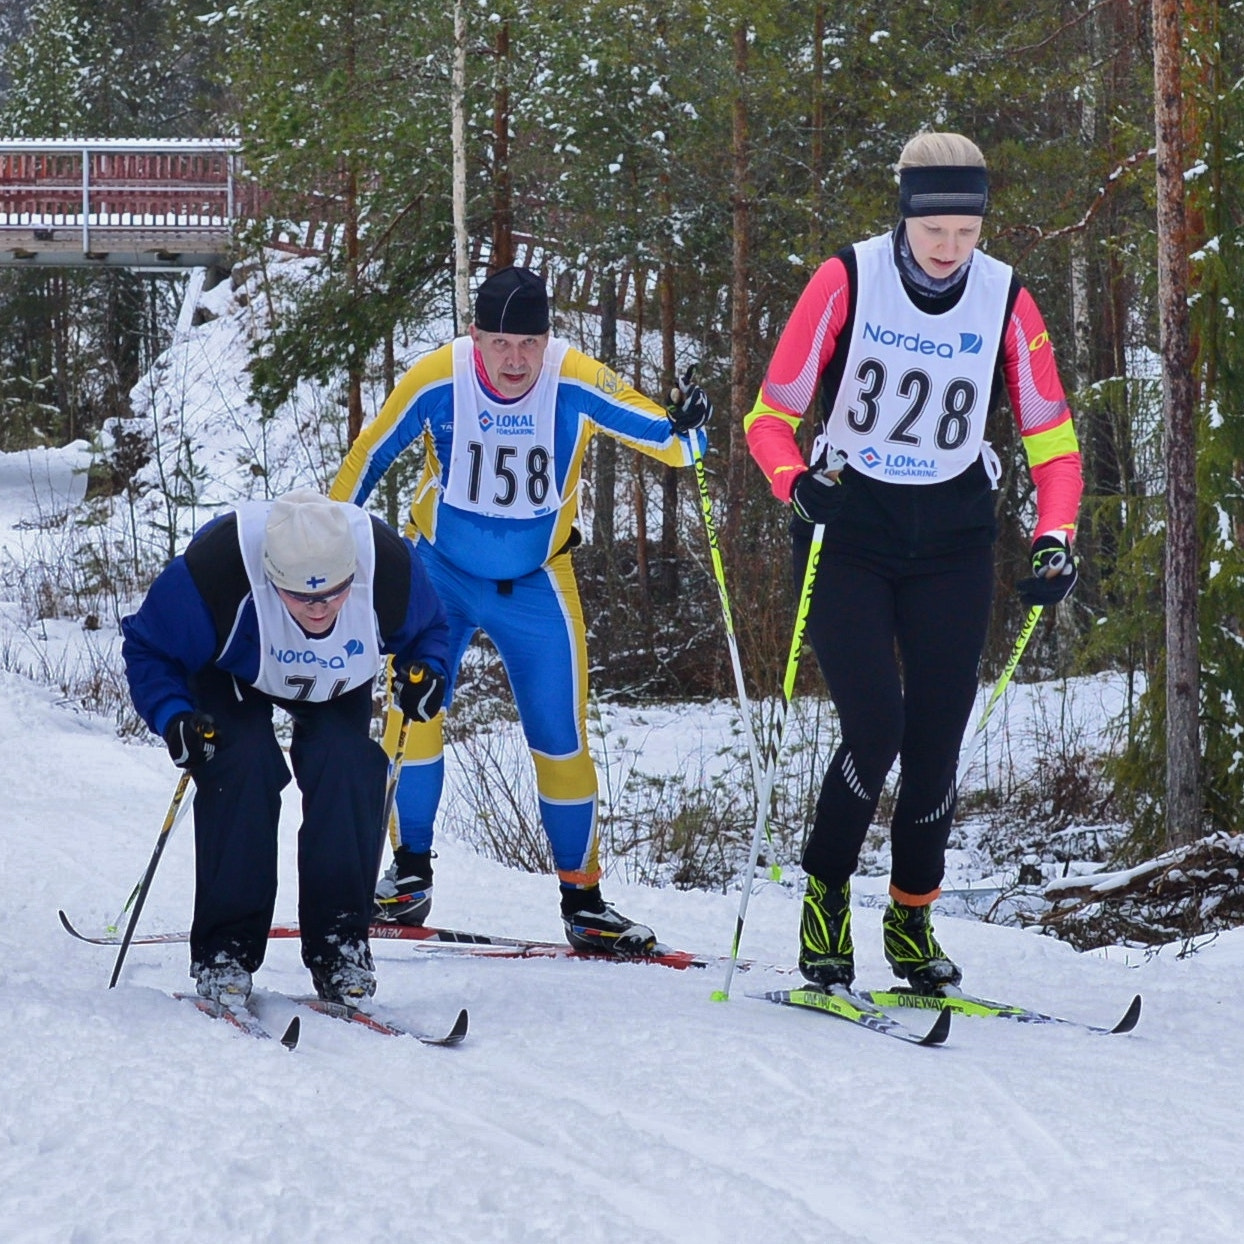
[236,501,383,702]
[821,232,1011,484]
[442,335,568,519]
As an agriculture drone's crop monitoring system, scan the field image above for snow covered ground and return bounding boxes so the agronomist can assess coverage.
[3,669,1241,1244]
[0,449,1240,1243]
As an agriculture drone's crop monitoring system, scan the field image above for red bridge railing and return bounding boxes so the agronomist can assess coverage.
[0,138,251,268]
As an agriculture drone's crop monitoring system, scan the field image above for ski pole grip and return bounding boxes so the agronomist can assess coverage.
[1042,550,1068,579]
[668,363,697,410]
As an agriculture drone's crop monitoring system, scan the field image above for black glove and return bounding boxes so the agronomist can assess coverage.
[790,469,841,525]
[162,711,217,769]
[667,366,712,433]
[1016,535,1078,605]
[396,663,446,722]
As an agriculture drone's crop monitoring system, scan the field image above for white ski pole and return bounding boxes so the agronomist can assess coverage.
[712,522,824,1002]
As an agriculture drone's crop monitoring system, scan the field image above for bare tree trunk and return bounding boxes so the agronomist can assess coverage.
[1070,53,1095,397]
[592,272,618,550]
[1066,63,1096,663]
[345,162,364,443]
[725,22,752,556]
[633,272,650,608]
[659,261,679,602]
[1152,0,1201,847]
[809,4,826,257]
[451,0,470,333]
[634,467,650,614]
[591,272,619,668]
[382,329,401,527]
[491,20,514,271]
[343,5,364,443]
[51,274,73,439]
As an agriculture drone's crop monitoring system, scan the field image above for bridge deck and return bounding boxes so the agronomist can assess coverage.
[0,225,232,269]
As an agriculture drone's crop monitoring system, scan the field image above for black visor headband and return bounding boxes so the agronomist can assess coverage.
[898,165,989,217]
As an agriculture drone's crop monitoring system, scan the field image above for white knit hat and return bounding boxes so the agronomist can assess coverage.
[261,490,357,594]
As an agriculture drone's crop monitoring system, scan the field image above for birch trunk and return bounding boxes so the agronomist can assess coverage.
[451,0,470,334]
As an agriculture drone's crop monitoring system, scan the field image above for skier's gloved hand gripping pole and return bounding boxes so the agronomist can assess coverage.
[666,364,713,434]
[713,514,827,1003]
[381,663,441,845]
[108,717,215,988]
[955,545,1074,790]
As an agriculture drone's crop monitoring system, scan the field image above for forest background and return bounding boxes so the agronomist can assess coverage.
[0,0,1239,909]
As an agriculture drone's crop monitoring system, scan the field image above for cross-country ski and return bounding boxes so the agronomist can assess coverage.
[860,987,1143,1035]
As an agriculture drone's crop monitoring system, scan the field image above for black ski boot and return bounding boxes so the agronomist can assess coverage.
[798,875,855,989]
[561,886,656,956]
[882,899,962,993]
[374,846,433,926]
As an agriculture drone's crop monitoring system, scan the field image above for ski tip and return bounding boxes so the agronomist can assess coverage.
[280,1015,301,1050]
[1111,994,1143,1035]
[422,1008,470,1046]
[922,1006,953,1046]
[448,1007,469,1042]
[57,909,81,939]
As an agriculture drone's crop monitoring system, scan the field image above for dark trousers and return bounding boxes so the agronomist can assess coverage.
[794,538,994,900]
[186,667,388,976]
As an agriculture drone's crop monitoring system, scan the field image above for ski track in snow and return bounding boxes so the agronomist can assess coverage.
[1,674,1239,1244]
[0,448,1238,1242]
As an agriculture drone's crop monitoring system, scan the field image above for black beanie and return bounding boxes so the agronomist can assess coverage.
[474,266,550,335]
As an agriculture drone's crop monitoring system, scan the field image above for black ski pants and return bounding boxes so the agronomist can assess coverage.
[794,536,994,901]
[186,666,388,977]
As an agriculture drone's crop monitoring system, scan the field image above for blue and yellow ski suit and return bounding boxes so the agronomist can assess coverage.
[331,337,702,888]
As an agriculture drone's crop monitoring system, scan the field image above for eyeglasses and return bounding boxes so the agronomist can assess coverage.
[276,575,355,606]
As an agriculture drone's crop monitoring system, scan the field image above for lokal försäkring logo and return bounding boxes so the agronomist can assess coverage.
[478,409,536,435]
[858,444,938,479]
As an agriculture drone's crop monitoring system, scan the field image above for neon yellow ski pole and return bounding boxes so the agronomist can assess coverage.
[958,552,1067,786]
[688,438,764,798]
[955,603,1044,789]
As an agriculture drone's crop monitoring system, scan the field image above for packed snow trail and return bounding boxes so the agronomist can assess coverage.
[0,446,1237,1242]
[0,669,1240,1242]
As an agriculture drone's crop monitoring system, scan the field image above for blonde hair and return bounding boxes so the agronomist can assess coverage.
[896,132,986,172]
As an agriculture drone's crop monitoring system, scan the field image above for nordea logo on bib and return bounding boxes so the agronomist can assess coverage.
[269,638,368,670]
[863,322,983,359]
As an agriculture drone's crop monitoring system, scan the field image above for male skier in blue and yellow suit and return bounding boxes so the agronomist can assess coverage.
[331,266,711,954]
